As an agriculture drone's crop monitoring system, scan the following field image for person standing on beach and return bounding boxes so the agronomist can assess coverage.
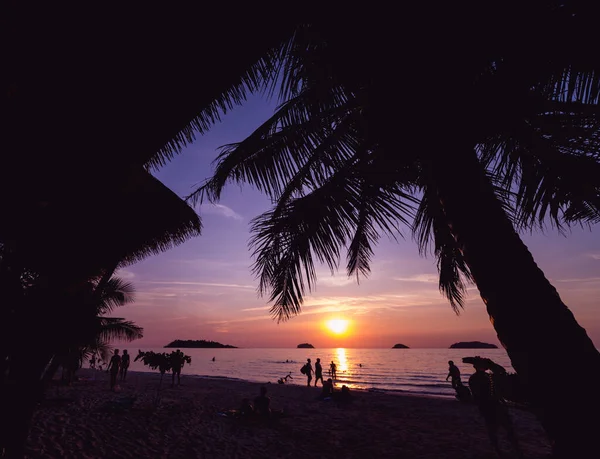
[330,361,337,380]
[171,349,184,387]
[469,360,522,458]
[106,349,121,391]
[119,349,130,382]
[446,360,461,389]
[314,358,324,387]
[304,358,314,387]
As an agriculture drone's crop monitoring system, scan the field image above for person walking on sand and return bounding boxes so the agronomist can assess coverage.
[106,349,121,391]
[330,360,337,380]
[314,358,324,387]
[446,360,461,389]
[304,358,314,387]
[171,349,184,387]
[119,349,130,382]
[469,359,523,458]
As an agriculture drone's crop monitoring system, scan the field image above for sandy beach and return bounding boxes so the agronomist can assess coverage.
[26,369,552,458]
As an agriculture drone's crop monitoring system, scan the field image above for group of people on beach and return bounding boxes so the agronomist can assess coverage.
[446,360,523,458]
[100,349,131,391]
[299,358,337,387]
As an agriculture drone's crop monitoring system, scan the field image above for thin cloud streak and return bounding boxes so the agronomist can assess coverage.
[555,277,600,283]
[201,203,243,221]
[393,274,438,283]
[137,281,254,289]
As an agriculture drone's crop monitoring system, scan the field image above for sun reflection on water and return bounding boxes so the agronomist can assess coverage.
[336,347,350,378]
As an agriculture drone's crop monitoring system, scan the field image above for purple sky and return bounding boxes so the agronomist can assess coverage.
[116,95,600,349]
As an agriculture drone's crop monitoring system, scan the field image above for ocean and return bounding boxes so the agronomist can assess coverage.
[105,348,513,399]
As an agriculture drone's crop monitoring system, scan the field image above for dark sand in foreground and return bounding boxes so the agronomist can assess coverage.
[27,369,551,458]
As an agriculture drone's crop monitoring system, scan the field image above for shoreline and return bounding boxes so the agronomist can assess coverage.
[27,369,552,458]
[122,369,457,400]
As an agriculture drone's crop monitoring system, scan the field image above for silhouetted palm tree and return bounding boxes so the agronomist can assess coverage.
[45,277,143,384]
[189,8,600,457]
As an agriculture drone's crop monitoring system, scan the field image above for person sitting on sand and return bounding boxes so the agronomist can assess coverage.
[469,360,522,458]
[446,360,461,389]
[106,349,121,391]
[314,358,324,387]
[330,361,337,379]
[254,386,271,418]
[319,378,334,399]
[240,398,254,417]
[171,349,184,387]
[119,349,130,382]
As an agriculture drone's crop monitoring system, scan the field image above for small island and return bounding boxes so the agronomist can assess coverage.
[165,339,238,349]
[297,343,315,349]
[392,343,410,349]
[449,341,498,349]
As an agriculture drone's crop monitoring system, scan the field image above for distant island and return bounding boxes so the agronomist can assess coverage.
[392,343,410,349]
[165,340,238,349]
[297,343,315,349]
[449,341,498,349]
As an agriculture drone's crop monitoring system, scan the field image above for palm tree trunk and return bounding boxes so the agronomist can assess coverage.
[430,146,600,458]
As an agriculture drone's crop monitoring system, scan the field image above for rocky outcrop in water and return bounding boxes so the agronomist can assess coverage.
[449,341,498,349]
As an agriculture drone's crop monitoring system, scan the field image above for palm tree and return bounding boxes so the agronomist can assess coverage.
[44,277,143,384]
[188,8,600,457]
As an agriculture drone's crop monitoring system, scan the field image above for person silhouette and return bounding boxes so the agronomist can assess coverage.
[304,358,314,387]
[314,358,324,387]
[446,360,461,389]
[106,349,121,391]
[254,386,271,418]
[212,356,215,362]
[319,378,334,399]
[330,361,337,380]
[171,349,184,387]
[119,350,130,381]
[469,360,522,458]
[278,372,293,384]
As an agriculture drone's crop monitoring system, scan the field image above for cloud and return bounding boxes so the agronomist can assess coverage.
[137,280,254,289]
[201,203,243,221]
[555,277,600,283]
[318,273,355,287]
[393,273,438,283]
[115,268,136,280]
[586,253,600,260]
[241,306,271,312]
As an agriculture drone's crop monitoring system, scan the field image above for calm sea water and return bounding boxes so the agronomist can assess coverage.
[103,348,513,399]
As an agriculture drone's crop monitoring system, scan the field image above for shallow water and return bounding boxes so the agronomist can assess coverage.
[99,348,513,398]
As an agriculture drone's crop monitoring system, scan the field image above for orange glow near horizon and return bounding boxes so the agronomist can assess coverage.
[325,319,350,335]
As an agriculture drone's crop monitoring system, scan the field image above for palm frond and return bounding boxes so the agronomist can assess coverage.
[145,25,299,171]
[188,84,357,206]
[98,317,144,342]
[250,155,415,322]
[413,185,473,312]
[95,277,135,315]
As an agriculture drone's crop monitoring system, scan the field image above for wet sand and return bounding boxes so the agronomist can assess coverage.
[27,369,552,458]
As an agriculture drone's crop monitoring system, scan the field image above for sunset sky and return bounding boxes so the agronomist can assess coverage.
[116,94,600,349]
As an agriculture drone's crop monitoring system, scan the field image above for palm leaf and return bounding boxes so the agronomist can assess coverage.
[97,317,143,342]
[95,277,135,315]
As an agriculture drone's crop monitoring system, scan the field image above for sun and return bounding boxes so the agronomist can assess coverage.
[326,319,349,335]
